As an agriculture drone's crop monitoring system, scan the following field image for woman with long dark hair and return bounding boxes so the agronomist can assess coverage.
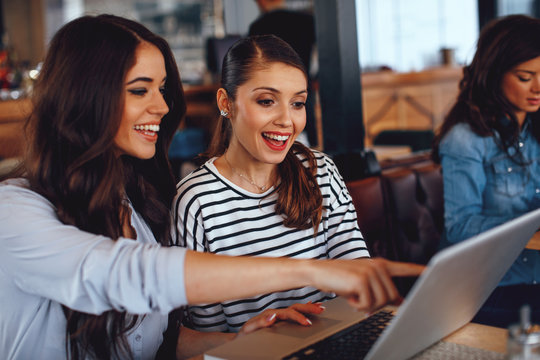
[173,35,387,358]
[0,15,423,359]
[433,14,540,327]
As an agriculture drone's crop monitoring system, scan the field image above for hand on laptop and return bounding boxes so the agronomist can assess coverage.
[309,258,425,313]
[176,302,326,360]
[237,302,326,336]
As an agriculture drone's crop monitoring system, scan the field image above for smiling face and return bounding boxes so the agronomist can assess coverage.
[501,55,540,125]
[224,62,307,166]
[114,42,169,159]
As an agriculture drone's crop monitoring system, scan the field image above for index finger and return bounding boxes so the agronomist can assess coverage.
[385,260,426,277]
[289,302,326,315]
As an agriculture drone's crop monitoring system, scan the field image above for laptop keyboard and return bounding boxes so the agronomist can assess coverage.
[282,310,394,360]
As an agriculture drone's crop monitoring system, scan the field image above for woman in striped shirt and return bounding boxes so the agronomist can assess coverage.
[0,16,423,360]
[173,35,414,359]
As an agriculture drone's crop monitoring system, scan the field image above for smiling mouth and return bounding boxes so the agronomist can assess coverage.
[261,132,291,152]
[263,132,290,145]
[134,124,160,136]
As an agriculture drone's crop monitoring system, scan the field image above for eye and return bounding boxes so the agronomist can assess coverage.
[515,72,533,82]
[159,86,166,95]
[128,88,147,96]
[292,101,306,109]
[258,99,274,106]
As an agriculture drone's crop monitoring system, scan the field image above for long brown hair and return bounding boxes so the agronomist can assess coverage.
[433,14,540,162]
[18,15,185,359]
[204,35,322,230]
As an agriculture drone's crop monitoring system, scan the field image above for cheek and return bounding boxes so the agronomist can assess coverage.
[501,87,514,108]
[237,105,267,131]
[113,124,130,152]
[502,79,525,104]
[117,116,131,140]
[115,107,136,147]
[296,112,307,131]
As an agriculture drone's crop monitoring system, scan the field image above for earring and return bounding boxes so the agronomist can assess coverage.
[220,109,229,117]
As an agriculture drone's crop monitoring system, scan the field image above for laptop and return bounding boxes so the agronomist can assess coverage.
[204,208,540,360]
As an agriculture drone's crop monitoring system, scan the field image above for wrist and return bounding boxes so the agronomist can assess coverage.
[293,258,319,289]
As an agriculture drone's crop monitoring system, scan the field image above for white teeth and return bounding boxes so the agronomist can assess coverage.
[263,133,289,141]
[134,124,160,132]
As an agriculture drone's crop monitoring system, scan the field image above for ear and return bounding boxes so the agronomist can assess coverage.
[217,88,231,115]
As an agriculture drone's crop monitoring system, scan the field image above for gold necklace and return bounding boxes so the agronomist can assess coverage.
[224,154,270,192]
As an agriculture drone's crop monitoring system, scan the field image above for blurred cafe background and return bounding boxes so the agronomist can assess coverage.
[0,0,538,179]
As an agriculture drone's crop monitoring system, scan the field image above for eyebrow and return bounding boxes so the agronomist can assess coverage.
[253,86,308,95]
[126,76,167,85]
[514,69,536,75]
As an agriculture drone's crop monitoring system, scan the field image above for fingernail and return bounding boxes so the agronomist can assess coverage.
[318,305,326,310]
[305,318,312,325]
[267,313,276,322]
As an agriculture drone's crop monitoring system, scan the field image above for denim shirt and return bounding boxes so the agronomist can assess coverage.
[439,120,540,286]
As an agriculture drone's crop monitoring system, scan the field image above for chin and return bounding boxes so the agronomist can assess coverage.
[140,152,157,160]
[267,154,288,164]
[129,148,157,160]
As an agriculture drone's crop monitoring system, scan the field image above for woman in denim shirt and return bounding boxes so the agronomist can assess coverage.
[433,15,540,328]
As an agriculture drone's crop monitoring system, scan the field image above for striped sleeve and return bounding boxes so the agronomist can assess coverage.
[172,167,211,251]
[316,153,370,259]
[188,303,229,332]
[173,166,231,331]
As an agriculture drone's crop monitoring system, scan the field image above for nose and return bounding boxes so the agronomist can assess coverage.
[532,76,540,94]
[150,91,169,117]
[273,104,294,127]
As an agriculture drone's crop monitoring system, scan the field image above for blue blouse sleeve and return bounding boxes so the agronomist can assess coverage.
[439,125,515,244]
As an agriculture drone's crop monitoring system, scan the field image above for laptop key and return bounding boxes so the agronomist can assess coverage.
[282,310,394,359]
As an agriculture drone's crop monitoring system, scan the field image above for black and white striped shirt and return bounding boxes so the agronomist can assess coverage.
[173,150,369,332]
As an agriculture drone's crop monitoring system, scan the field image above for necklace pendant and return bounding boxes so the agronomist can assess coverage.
[225,154,270,192]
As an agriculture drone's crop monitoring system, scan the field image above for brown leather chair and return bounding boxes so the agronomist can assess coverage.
[381,166,441,295]
[346,159,443,296]
[346,176,397,260]
[381,166,440,265]
[412,161,444,235]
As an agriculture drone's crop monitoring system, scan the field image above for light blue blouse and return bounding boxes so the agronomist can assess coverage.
[439,121,540,286]
[0,178,188,359]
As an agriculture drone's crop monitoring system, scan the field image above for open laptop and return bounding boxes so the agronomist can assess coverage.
[204,208,540,360]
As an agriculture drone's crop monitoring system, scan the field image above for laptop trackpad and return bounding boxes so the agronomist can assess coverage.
[265,316,342,339]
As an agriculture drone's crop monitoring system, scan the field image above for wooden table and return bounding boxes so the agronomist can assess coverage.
[0,98,31,159]
[443,321,507,353]
[526,231,540,250]
[189,322,508,360]
[368,145,412,161]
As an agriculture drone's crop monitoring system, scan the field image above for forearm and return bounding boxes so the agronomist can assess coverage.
[183,251,425,313]
[176,326,235,360]
[445,212,515,243]
[184,251,313,304]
